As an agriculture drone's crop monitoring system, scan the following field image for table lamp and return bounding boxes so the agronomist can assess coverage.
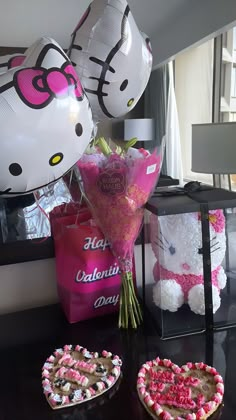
[112,118,155,148]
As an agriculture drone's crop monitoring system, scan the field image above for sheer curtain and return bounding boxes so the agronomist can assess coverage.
[175,40,214,183]
[145,62,183,183]
[165,62,183,184]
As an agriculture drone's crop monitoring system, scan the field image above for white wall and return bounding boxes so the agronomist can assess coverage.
[1,0,236,68]
[152,0,236,68]
[0,259,58,314]
[0,0,90,48]
[0,242,156,315]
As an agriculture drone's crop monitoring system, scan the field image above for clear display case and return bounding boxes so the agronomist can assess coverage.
[141,187,236,339]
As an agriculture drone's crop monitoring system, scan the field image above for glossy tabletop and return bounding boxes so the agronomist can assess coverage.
[0,304,235,420]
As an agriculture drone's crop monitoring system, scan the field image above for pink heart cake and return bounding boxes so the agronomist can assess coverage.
[42,344,122,409]
[137,358,224,420]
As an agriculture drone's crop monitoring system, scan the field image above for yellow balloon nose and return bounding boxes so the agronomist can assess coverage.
[49,153,64,166]
[127,98,134,107]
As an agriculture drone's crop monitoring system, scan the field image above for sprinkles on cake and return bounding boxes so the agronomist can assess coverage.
[137,358,224,420]
[42,345,122,409]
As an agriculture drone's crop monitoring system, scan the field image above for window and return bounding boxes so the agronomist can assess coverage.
[223,32,228,48]
[234,27,236,50]
[231,67,236,97]
[175,24,236,184]
[175,39,214,183]
[220,26,236,122]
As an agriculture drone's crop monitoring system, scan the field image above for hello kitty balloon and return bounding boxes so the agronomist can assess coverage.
[68,0,153,121]
[150,210,227,315]
[0,53,26,74]
[0,37,94,196]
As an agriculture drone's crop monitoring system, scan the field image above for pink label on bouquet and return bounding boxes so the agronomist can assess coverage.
[97,170,126,196]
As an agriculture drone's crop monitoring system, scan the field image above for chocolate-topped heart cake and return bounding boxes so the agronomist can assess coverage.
[42,344,122,409]
[137,358,224,420]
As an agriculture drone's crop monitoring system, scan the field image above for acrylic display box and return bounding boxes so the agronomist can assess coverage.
[141,186,236,339]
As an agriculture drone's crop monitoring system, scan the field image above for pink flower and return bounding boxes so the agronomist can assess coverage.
[77,143,162,328]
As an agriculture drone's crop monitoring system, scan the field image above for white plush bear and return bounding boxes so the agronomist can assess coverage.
[150,210,227,315]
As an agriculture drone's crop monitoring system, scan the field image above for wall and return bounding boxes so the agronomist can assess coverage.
[0,243,156,315]
[152,0,236,68]
[0,0,90,48]
[1,0,236,68]
[96,94,145,140]
[0,259,58,314]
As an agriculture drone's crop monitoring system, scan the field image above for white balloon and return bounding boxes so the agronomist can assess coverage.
[0,37,94,196]
[0,53,26,74]
[68,0,153,122]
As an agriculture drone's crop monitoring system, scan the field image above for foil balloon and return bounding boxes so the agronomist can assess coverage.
[0,37,94,197]
[68,0,153,122]
[0,53,26,74]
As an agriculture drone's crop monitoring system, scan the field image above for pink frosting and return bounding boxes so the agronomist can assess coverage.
[58,353,76,367]
[149,369,174,383]
[155,393,196,410]
[169,384,191,398]
[138,360,225,420]
[74,360,96,373]
[89,387,96,396]
[177,375,200,387]
[196,394,205,408]
[150,381,165,393]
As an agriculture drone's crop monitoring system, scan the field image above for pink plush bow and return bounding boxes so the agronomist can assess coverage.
[208,210,225,233]
[198,209,225,233]
[14,63,83,109]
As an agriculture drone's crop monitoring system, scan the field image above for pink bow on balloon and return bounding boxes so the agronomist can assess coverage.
[14,63,83,109]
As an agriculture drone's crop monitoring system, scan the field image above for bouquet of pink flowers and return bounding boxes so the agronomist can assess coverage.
[77,138,162,328]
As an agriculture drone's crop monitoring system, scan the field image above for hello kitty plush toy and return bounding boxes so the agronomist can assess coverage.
[150,210,227,315]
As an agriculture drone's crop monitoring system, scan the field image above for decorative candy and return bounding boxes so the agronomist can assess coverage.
[42,344,122,409]
[84,351,93,359]
[58,353,76,367]
[74,360,96,374]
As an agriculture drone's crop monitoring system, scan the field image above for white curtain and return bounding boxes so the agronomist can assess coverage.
[165,62,183,184]
[175,40,214,183]
[145,62,183,183]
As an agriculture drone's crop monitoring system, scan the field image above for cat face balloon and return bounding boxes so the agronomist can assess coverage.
[0,53,26,74]
[68,0,153,122]
[0,37,93,196]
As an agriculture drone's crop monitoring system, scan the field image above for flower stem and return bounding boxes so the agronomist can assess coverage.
[119,271,142,329]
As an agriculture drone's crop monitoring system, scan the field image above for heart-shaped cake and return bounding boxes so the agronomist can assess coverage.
[42,344,122,409]
[137,358,224,420]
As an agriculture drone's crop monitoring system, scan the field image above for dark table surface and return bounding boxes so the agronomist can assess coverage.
[147,187,236,216]
[1,303,235,420]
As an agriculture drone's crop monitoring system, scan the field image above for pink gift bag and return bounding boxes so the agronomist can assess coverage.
[50,204,123,323]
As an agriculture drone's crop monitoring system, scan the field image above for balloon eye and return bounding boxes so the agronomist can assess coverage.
[49,153,64,166]
[9,163,22,176]
[75,123,83,136]
[120,79,128,91]
[127,98,134,107]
